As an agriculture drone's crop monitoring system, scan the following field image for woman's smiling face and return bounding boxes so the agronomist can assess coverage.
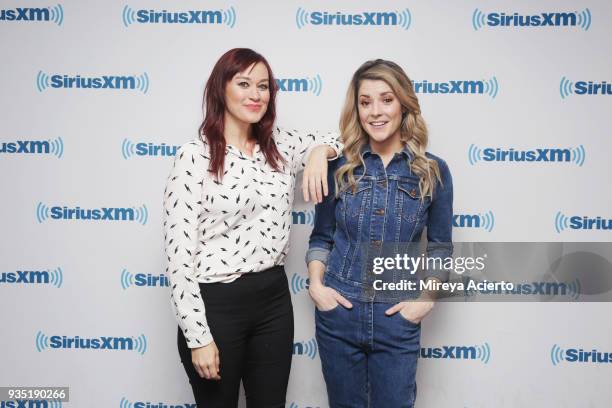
[357,79,403,146]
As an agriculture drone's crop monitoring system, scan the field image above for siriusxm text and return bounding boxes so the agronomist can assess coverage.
[0,8,50,21]
[133,274,170,287]
[49,75,138,89]
[48,335,135,350]
[1,140,50,154]
[308,11,399,26]
[573,81,611,95]
[565,348,612,363]
[135,143,178,157]
[481,148,572,162]
[567,216,611,230]
[420,346,479,359]
[0,271,50,284]
[413,80,486,94]
[134,9,222,24]
[49,207,137,221]
[486,12,578,27]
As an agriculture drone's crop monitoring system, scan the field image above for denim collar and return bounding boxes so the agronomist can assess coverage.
[360,143,414,162]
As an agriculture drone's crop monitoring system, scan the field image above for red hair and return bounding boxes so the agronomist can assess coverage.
[198,48,285,180]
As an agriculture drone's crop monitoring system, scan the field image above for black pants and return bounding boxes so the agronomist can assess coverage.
[177,265,294,408]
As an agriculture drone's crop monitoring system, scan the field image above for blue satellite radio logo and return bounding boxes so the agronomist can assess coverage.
[121,139,179,159]
[551,344,612,365]
[465,279,581,299]
[560,77,611,98]
[420,343,491,363]
[290,273,310,294]
[413,77,499,98]
[36,203,148,225]
[472,8,591,31]
[275,75,323,96]
[453,211,495,232]
[0,4,64,26]
[296,7,411,30]
[293,338,318,359]
[1,137,64,158]
[0,268,63,288]
[468,144,585,166]
[119,398,196,408]
[36,71,149,93]
[120,269,170,289]
[36,331,148,354]
[292,210,315,226]
[122,5,236,28]
[554,212,611,232]
[0,401,63,408]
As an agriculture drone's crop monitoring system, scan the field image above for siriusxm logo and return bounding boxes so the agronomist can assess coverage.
[472,8,592,31]
[551,344,612,365]
[296,7,411,30]
[293,338,318,359]
[122,139,178,159]
[420,343,491,363]
[121,269,169,289]
[36,203,148,225]
[468,144,586,166]
[0,5,64,26]
[554,212,612,232]
[36,71,149,93]
[413,77,499,98]
[292,210,315,226]
[560,77,611,98]
[120,398,195,408]
[466,280,581,300]
[290,273,310,294]
[122,5,236,28]
[0,401,62,408]
[1,138,64,158]
[275,75,322,96]
[453,211,495,232]
[0,268,63,288]
[36,331,147,354]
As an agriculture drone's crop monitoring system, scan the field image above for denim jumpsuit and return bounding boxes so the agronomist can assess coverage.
[306,144,453,408]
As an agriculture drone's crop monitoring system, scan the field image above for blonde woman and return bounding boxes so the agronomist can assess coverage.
[306,59,453,407]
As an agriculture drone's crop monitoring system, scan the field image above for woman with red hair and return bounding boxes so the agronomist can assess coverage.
[163,48,340,407]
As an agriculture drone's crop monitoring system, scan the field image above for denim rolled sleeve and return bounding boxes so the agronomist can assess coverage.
[424,159,454,283]
[305,158,339,267]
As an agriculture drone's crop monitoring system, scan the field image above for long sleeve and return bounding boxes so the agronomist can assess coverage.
[305,158,340,266]
[163,140,213,348]
[274,126,343,173]
[424,158,454,283]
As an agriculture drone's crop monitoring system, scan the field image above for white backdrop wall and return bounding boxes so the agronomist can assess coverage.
[1,1,611,407]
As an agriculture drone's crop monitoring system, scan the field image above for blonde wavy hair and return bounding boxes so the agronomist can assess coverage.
[336,59,441,200]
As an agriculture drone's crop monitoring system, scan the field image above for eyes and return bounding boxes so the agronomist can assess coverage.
[359,97,394,107]
[238,81,269,91]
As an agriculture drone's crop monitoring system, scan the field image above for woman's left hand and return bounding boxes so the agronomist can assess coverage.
[302,145,334,203]
[385,300,434,324]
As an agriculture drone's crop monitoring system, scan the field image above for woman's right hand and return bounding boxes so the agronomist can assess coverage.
[191,341,221,380]
[309,282,353,311]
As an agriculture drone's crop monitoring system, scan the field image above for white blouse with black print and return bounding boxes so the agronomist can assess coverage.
[163,127,342,348]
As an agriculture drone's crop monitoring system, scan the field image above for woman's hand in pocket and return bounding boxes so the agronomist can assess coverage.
[309,281,353,312]
[385,300,434,324]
